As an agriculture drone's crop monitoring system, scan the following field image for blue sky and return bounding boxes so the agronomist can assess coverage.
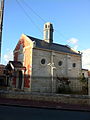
[1,0,90,69]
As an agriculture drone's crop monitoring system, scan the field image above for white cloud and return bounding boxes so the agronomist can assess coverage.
[73,45,79,50]
[67,38,78,44]
[3,51,13,64]
[67,38,90,70]
[67,38,79,50]
[82,49,90,70]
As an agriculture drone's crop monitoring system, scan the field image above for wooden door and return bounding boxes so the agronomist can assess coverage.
[18,71,22,89]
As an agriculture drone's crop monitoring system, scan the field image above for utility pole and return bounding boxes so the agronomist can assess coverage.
[0,0,4,62]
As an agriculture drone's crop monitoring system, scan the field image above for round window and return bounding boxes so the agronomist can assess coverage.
[41,58,46,65]
[58,61,63,66]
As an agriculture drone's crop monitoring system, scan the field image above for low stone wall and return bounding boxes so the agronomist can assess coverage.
[0,90,90,106]
[88,78,90,95]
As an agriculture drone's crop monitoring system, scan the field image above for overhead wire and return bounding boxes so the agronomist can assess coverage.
[16,0,69,42]
[22,0,68,41]
[23,0,46,23]
[54,29,69,41]
[16,0,43,35]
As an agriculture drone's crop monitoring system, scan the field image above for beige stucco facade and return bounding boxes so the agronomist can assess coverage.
[31,47,82,93]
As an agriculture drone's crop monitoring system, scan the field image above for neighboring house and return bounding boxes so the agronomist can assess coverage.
[9,22,82,93]
[88,71,90,77]
[5,61,26,89]
[81,69,89,94]
[0,64,6,87]
[82,69,88,78]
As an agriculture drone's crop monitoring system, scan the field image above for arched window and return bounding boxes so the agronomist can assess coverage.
[45,25,47,28]
[58,61,63,66]
[72,63,76,67]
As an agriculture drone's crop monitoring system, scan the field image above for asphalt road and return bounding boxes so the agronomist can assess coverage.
[0,105,90,120]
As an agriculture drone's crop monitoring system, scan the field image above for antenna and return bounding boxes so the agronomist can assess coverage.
[0,0,4,62]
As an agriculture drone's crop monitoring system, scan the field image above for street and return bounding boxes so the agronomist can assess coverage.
[0,105,90,120]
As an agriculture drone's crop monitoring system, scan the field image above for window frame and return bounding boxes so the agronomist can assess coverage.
[40,58,47,66]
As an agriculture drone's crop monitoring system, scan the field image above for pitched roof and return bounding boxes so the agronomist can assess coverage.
[5,61,26,70]
[27,36,81,56]
[9,61,24,68]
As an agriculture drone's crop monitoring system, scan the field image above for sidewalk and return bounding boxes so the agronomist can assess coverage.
[0,97,90,112]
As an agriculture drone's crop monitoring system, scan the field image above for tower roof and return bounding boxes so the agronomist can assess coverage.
[44,22,52,25]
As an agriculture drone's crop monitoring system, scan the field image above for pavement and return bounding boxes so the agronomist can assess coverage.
[0,97,90,112]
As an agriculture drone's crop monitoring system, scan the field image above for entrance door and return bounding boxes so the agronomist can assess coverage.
[18,71,22,89]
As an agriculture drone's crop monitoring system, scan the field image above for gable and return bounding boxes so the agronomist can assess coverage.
[14,34,33,52]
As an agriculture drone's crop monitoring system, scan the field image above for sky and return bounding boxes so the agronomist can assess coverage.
[1,0,90,69]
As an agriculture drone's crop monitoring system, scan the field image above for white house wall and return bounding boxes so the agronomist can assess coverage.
[31,48,82,93]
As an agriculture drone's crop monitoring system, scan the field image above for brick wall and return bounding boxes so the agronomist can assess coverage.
[13,34,33,91]
[0,91,90,106]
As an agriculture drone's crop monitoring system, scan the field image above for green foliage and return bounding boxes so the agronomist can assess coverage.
[78,75,88,83]
[56,77,71,94]
[78,74,88,95]
[57,85,71,94]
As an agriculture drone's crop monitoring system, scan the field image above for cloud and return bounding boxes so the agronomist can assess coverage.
[67,38,79,50]
[67,38,78,44]
[82,49,90,70]
[67,38,90,70]
[3,51,13,64]
[73,45,79,50]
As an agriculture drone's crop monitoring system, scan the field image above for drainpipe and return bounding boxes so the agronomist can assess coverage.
[50,51,56,93]
[21,70,24,90]
[48,51,56,93]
